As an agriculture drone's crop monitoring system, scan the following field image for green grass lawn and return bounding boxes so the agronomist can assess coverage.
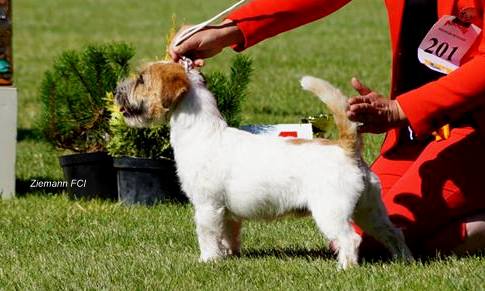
[3,0,484,289]
[2,196,485,290]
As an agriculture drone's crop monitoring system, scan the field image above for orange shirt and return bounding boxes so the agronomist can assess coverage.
[228,0,485,153]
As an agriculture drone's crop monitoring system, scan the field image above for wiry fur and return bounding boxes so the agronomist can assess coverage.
[115,63,413,269]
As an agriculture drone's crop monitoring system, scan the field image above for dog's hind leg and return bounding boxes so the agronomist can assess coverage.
[354,209,413,262]
[194,202,226,262]
[221,216,242,256]
[310,198,362,269]
[353,172,414,262]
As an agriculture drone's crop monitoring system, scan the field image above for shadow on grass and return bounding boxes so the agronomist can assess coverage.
[244,248,482,265]
[15,177,65,197]
[17,128,44,142]
[359,248,485,265]
[412,249,485,265]
[243,247,335,260]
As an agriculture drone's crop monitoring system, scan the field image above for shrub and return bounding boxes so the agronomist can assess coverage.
[106,92,173,159]
[39,43,135,152]
[207,55,252,127]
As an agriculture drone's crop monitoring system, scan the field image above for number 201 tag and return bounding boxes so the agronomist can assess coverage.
[418,15,481,75]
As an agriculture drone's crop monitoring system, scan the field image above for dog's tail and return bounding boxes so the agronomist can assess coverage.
[300,76,360,157]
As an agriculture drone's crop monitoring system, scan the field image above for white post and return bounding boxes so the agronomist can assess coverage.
[0,87,16,198]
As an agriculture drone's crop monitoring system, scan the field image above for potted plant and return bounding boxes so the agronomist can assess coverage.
[39,42,135,200]
[106,94,183,205]
[107,55,253,205]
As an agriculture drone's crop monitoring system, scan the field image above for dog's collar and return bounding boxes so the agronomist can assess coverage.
[179,57,194,72]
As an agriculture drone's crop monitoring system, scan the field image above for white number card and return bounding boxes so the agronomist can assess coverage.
[418,15,481,74]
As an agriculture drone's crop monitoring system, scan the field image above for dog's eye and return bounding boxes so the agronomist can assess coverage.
[137,74,144,85]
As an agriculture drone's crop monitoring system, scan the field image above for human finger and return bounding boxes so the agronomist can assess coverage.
[169,48,180,62]
[348,95,372,106]
[172,37,199,57]
[347,103,380,123]
[347,108,374,123]
[348,102,377,112]
[351,77,372,96]
[194,59,205,67]
[357,123,375,133]
[170,25,198,60]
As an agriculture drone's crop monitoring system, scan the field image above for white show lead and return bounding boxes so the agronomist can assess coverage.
[173,0,247,47]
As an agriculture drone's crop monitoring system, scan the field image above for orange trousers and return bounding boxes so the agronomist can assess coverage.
[360,127,485,256]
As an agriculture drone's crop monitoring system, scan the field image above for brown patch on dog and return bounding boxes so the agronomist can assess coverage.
[150,63,190,109]
[338,139,356,158]
[332,109,357,157]
[128,62,190,122]
[286,137,356,158]
[286,138,338,146]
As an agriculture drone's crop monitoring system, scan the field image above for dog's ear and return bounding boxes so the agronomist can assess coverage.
[157,64,190,110]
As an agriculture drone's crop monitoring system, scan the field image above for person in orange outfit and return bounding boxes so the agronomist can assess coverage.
[170,0,485,257]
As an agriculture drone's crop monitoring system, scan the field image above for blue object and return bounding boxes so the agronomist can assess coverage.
[0,59,10,73]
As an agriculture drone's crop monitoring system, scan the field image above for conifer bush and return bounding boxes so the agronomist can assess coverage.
[208,55,252,127]
[40,43,135,152]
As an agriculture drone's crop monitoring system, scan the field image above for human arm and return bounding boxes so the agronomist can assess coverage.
[347,53,485,136]
[170,0,351,61]
[392,7,485,137]
[227,0,351,51]
[396,50,485,137]
[346,55,485,136]
[349,11,485,136]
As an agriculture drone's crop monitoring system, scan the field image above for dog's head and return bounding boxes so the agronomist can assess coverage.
[115,61,190,127]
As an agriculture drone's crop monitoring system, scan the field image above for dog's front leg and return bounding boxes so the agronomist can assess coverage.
[194,203,226,262]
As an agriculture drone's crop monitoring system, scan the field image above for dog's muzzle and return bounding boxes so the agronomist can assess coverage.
[114,80,145,118]
[114,80,130,106]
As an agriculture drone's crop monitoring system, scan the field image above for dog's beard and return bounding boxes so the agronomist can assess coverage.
[118,102,159,128]
[124,113,167,128]
[114,95,144,126]
[115,82,154,128]
[119,100,168,128]
[124,114,150,128]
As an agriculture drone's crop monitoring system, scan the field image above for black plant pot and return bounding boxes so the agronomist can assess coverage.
[113,157,186,205]
[59,152,118,200]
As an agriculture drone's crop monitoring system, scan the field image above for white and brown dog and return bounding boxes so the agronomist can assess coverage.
[115,61,413,268]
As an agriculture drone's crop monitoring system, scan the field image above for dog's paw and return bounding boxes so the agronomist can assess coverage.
[227,249,241,257]
[199,253,223,263]
[394,248,414,263]
[337,256,359,270]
